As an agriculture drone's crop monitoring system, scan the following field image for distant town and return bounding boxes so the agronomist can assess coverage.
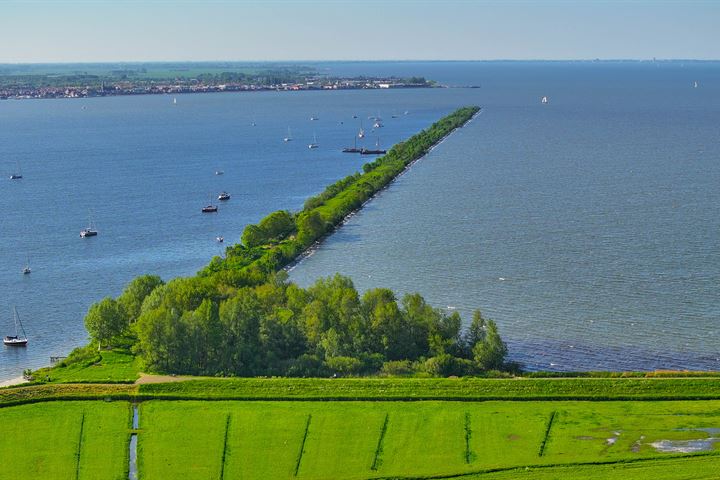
[0,63,435,100]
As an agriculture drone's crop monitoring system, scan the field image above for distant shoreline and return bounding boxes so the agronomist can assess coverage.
[0,83,437,101]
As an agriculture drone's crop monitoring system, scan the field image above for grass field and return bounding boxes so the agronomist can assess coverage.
[0,401,129,480]
[34,349,141,384]
[137,376,720,400]
[4,399,719,480]
[6,376,720,409]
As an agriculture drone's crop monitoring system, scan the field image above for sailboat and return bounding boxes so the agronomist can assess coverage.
[80,214,98,237]
[9,161,22,180]
[343,136,362,153]
[308,133,319,149]
[358,120,365,139]
[693,81,699,88]
[3,307,28,346]
[284,127,293,142]
[541,96,549,105]
[173,97,177,105]
[22,255,31,275]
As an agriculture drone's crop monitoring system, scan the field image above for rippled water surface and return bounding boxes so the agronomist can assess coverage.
[2,62,720,377]
[291,62,720,371]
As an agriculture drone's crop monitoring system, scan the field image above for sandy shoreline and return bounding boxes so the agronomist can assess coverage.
[0,376,28,388]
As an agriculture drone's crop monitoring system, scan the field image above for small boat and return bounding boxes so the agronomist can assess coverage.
[215,170,224,176]
[22,256,31,275]
[373,121,382,128]
[541,96,549,104]
[3,307,28,347]
[9,161,22,180]
[218,192,230,201]
[284,127,293,142]
[202,205,218,213]
[693,81,699,88]
[173,97,177,104]
[352,115,358,119]
[308,133,319,149]
[310,116,318,121]
[358,120,365,139]
[216,236,224,243]
[80,215,98,238]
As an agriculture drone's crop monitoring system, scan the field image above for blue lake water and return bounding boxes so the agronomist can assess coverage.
[2,62,720,378]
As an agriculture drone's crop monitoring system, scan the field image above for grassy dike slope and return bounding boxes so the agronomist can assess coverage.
[4,377,720,407]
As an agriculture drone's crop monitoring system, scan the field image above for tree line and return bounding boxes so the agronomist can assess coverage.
[86,273,510,377]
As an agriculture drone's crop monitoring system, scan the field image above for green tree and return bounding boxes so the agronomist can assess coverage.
[296,210,326,246]
[84,297,127,350]
[117,274,164,323]
[219,290,263,375]
[472,319,507,370]
[241,224,266,248]
[258,210,295,240]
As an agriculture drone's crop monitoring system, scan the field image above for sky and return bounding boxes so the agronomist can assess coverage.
[0,0,718,63]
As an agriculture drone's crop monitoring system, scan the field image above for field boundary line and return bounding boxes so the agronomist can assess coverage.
[538,410,557,457]
[365,449,720,479]
[371,413,390,471]
[74,411,86,480]
[219,413,231,480]
[464,412,473,464]
[294,414,312,477]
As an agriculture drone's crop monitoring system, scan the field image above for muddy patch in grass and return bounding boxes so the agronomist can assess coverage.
[650,437,720,453]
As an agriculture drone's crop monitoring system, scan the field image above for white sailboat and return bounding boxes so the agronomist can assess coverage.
[80,213,98,238]
[541,96,549,105]
[358,120,365,139]
[284,127,293,142]
[3,307,28,346]
[308,133,319,149]
[693,81,699,88]
[173,97,177,104]
[9,161,22,180]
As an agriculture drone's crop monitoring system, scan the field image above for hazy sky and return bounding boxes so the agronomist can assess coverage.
[0,0,718,62]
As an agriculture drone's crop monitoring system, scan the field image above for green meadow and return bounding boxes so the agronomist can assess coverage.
[0,401,129,480]
[3,398,720,479]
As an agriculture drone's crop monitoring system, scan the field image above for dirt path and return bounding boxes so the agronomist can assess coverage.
[134,373,195,385]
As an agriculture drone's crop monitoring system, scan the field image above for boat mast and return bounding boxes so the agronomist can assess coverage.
[13,307,27,339]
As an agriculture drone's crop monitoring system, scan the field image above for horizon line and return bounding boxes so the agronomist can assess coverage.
[2,58,720,66]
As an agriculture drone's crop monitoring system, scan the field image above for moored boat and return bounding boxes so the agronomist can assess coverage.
[3,307,28,347]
